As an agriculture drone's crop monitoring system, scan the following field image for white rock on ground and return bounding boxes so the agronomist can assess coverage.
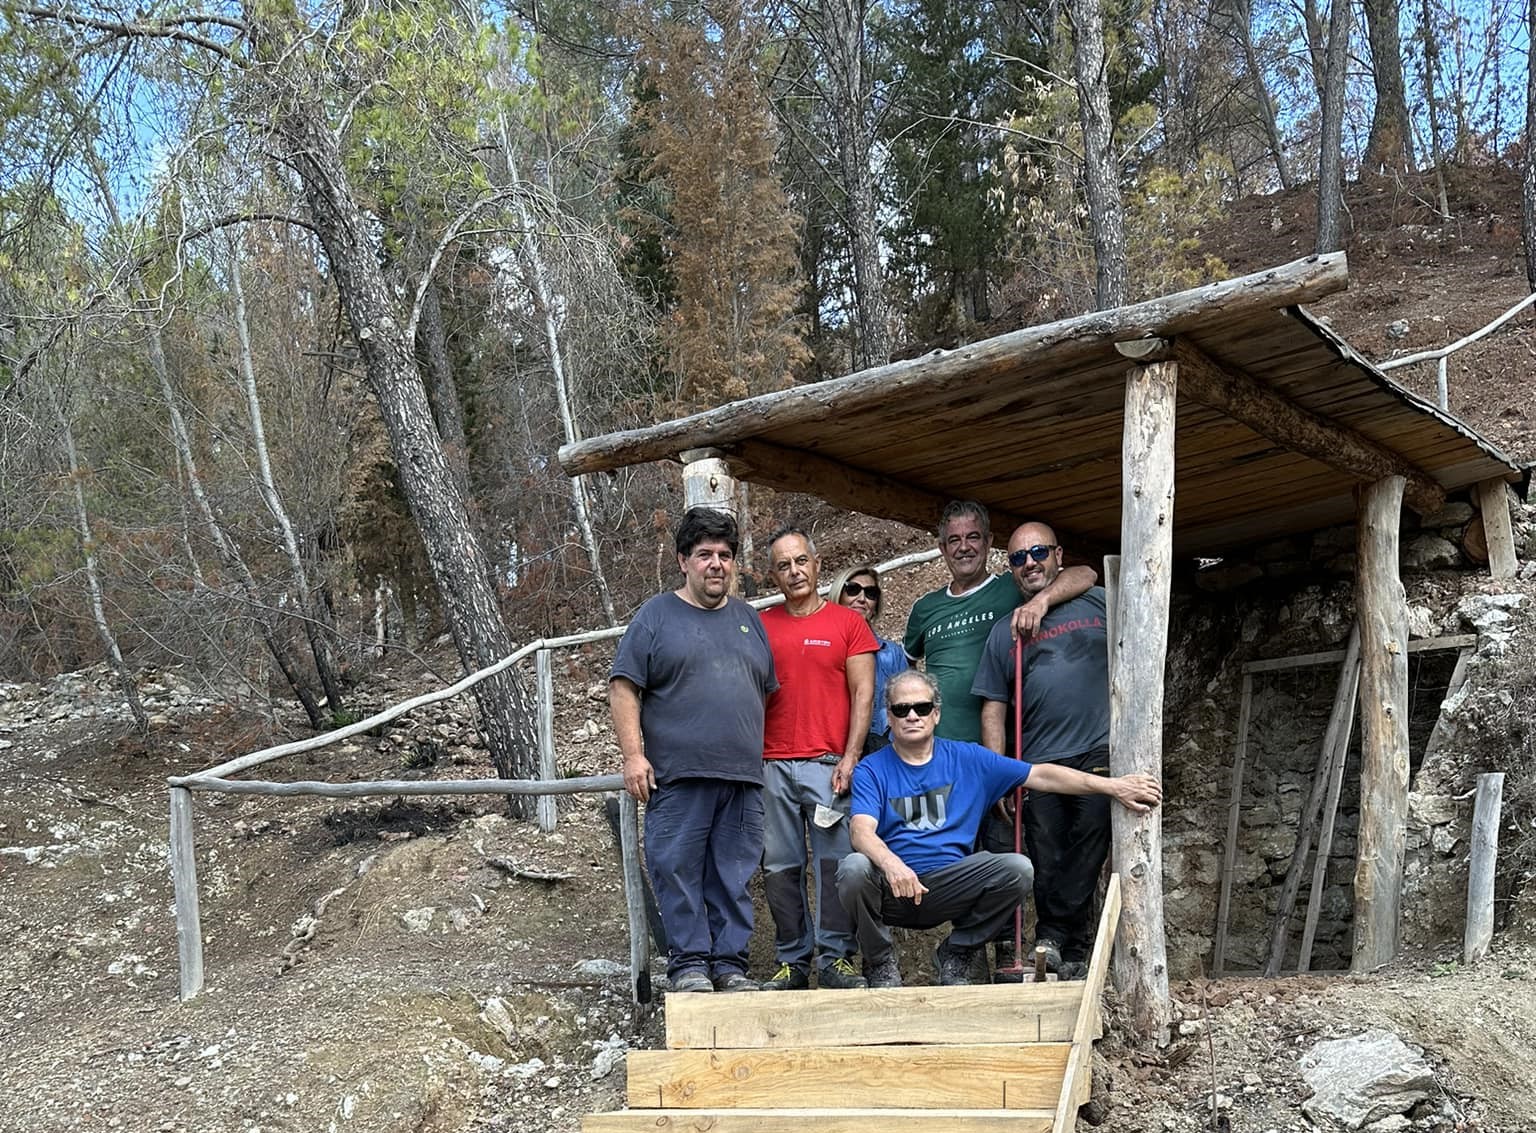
[1297,1029,1435,1129]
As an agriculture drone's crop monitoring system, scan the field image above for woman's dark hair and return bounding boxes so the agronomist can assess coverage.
[675,507,740,557]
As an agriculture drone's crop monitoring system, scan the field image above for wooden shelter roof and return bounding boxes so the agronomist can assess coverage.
[560,253,1523,556]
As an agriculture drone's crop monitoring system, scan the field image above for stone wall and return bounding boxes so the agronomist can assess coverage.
[1156,482,1534,978]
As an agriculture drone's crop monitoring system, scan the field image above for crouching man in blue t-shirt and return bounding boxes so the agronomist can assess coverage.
[836,669,1161,988]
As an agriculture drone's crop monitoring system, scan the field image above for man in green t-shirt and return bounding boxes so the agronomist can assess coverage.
[903,501,1096,744]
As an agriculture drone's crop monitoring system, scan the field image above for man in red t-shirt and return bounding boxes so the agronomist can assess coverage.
[758,527,879,990]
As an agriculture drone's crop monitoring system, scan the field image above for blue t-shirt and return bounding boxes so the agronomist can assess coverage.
[851,738,1034,875]
[869,637,909,736]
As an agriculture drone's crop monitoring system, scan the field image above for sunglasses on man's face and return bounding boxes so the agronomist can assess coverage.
[1007,544,1058,568]
[842,581,880,600]
[889,701,936,719]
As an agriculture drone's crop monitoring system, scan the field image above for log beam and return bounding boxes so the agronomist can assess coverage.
[1352,475,1411,972]
[1475,477,1518,579]
[1109,359,1174,1042]
[559,254,1350,476]
[1173,340,1444,515]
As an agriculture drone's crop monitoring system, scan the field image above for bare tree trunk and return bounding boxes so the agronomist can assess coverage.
[55,394,148,733]
[1071,0,1127,309]
[1234,0,1294,189]
[1524,0,1536,291]
[1418,0,1451,216]
[821,0,890,367]
[264,84,540,800]
[1315,0,1353,252]
[414,277,472,496]
[1362,0,1415,173]
[228,243,349,715]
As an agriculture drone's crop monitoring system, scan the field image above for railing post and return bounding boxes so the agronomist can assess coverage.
[535,648,558,832]
[168,786,204,1001]
[617,791,652,1011]
[1465,772,1505,963]
[1436,356,1449,411]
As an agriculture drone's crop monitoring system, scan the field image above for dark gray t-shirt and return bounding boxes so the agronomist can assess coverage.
[610,592,778,785]
[970,587,1109,762]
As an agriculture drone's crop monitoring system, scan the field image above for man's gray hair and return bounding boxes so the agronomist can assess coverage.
[768,524,816,556]
[938,500,990,541]
[887,668,941,708]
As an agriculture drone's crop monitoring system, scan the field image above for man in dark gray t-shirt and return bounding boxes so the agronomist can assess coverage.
[971,519,1112,979]
[609,507,777,994]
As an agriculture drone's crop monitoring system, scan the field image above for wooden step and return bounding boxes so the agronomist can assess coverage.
[626,1042,1071,1110]
[584,1107,1055,1132]
[665,982,1083,1049]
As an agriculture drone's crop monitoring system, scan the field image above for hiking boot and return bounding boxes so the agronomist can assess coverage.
[865,954,902,989]
[670,969,713,993]
[818,957,868,989]
[760,962,809,991]
[1033,938,1063,973]
[712,971,758,993]
[1058,960,1089,981]
[992,941,1024,984]
[934,939,979,986]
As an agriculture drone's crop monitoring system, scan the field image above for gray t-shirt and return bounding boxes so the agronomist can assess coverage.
[610,593,778,785]
[970,587,1109,762]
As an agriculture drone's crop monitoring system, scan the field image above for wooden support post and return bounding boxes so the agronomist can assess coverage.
[168,786,204,1002]
[1102,555,1121,682]
[1475,478,1518,580]
[618,791,653,1011]
[1212,673,1253,976]
[680,447,736,513]
[1265,626,1360,975]
[535,649,558,833]
[1464,772,1504,963]
[1298,652,1361,972]
[1352,476,1410,972]
[1109,359,1175,1042]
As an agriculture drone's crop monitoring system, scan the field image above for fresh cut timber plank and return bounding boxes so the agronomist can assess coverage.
[626,1043,1071,1110]
[664,982,1084,1049]
[584,1107,1055,1133]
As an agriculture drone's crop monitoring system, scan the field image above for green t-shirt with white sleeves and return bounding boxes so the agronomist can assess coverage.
[902,573,1021,744]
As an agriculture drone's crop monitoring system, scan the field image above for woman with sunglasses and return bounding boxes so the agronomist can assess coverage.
[829,562,909,753]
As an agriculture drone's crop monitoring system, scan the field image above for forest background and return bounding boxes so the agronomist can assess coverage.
[2,0,1532,790]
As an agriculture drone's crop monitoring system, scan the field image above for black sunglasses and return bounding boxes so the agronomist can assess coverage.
[889,701,936,718]
[1007,544,1058,568]
[842,581,881,600]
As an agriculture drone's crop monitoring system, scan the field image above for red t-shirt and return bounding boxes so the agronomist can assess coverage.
[761,602,880,760]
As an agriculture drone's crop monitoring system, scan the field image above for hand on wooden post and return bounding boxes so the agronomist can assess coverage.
[623,753,656,802]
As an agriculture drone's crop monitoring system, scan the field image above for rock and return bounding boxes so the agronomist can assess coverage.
[1298,1029,1434,1129]
[590,1036,627,1081]
[1195,562,1264,592]
[1365,1117,1411,1133]
[1421,502,1474,528]
[1401,535,1459,572]
[399,906,435,933]
[575,958,628,980]
[1386,319,1409,340]
[1406,605,1437,639]
[480,997,518,1045]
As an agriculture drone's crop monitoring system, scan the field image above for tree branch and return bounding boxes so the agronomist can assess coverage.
[17,5,243,59]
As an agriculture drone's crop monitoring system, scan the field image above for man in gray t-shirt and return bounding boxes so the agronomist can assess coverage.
[971,520,1112,979]
[610,508,777,993]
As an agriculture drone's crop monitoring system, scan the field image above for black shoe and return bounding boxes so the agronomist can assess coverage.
[818,957,868,989]
[865,955,901,989]
[1058,960,1089,981]
[713,971,758,992]
[670,969,713,993]
[934,939,979,986]
[760,962,809,991]
[1032,938,1063,973]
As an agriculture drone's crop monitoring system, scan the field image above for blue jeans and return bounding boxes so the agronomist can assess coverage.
[643,779,763,980]
[761,758,857,969]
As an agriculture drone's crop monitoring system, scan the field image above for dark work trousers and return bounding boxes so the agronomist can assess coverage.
[986,745,1111,960]
[835,851,1034,964]
[643,778,763,981]
[761,758,857,970]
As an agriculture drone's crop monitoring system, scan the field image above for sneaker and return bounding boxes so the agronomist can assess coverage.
[1058,960,1089,981]
[1033,938,1063,973]
[934,939,979,986]
[865,955,902,989]
[670,969,713,993]
[818,957,868,989]
[992,941,1024,984]
[760,962,809,991]
[713,971,758,993]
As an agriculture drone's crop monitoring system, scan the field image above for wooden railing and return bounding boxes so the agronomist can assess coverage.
[165,546,943,1004]
[1379,290,1536,409]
